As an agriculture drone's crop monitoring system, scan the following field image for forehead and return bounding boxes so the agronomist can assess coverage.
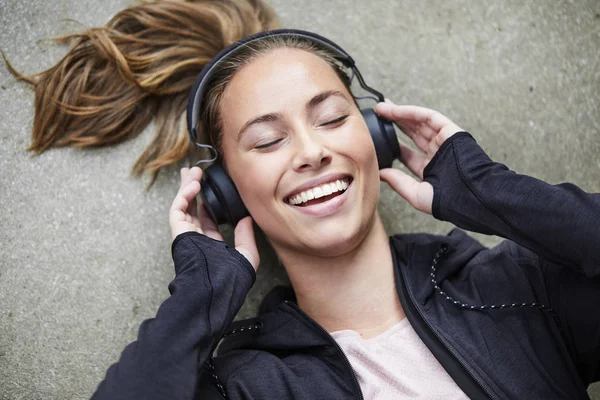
[220,47,349,119]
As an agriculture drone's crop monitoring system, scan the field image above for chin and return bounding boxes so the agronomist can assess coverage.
[299,214,372,257]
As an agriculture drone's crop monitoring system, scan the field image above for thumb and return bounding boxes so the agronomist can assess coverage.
[234,216,260,271]
[380,168,433,215]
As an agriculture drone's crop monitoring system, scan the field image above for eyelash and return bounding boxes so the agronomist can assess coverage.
[321,115,349,126]
[254,115,349,150]
[255,139,283,150]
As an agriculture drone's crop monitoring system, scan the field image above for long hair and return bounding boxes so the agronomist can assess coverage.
[3,0,279,184]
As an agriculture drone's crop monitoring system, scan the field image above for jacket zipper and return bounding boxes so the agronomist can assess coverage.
[284,301,365,400]
[397,245,498,400]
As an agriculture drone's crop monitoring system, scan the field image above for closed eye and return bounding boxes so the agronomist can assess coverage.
[254,115,349,150]
[320,115,349,127]
[255,138,283,150]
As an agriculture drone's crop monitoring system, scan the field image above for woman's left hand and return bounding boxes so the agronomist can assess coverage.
[375,101,464,215]
[169,166,260,270]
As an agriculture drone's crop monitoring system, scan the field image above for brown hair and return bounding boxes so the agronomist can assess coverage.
[5,0,353,183]
[4,0,279,184]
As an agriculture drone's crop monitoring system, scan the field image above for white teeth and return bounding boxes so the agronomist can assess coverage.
[286,178,351,206]
[301,192,308,203]
[313,186,324,199]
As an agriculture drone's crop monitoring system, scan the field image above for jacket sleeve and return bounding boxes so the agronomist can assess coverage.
[424,132,600,384]
[423,132,600,277]
[91,232,255,400]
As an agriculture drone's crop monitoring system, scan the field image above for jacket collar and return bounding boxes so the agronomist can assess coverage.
[218,229,485,355]
[390,228,485,302]
[217,299,333,355]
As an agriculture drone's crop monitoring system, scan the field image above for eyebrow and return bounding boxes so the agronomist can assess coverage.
[236,90,350,142]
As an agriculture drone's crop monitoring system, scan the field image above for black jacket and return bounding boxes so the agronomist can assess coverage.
[92,132,600,400]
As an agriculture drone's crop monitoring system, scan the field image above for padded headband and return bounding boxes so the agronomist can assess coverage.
[186,29,384,143]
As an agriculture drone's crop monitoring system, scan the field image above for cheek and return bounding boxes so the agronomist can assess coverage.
[344,119,379,172]
[347,120,381,201]
[232,161,280,213]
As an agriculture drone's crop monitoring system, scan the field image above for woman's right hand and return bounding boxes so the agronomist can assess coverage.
[169,167,260,271]
[375,102,464,215]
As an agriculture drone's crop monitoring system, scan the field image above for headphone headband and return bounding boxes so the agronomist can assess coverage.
[185,29,401,226]
[186,29,383,143]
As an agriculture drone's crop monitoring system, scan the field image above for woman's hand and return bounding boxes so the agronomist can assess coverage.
[375,101,464,215]
[169,167,260,271]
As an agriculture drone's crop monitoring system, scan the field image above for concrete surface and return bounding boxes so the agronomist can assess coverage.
[1,0,599,398]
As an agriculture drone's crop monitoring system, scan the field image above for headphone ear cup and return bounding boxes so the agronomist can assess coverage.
[200,163,249,227]
[360,109,401,169]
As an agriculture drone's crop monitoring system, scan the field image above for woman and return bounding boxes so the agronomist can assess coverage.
[95,27,600,400]
[11,1,599,399]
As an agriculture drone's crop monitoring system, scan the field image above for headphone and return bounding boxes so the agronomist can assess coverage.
[186,29,400,227]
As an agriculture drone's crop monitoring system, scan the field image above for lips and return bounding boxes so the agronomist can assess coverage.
[283,173,353,204]
[287,178,351,206]
[287,178,353,217]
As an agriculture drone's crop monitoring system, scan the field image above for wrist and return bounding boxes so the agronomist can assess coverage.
[423,131,475,178]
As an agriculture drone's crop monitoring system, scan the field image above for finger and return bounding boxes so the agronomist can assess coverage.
[376,104,439,127]
[379,168,420,207]
[169,181,204,240]
[407,127,431,154]
[379,168,433,214]
[180,166,203,189]
[376,102,428,123]
[188,166,203,182]
[377,104,462,135]
[188,196,199,219]
[170,181,201,216]
[234,216,260,271]
[179,167,190,189]
[413,122,439,141]
[376,105,433,152]
[186,167,203,218]
[428,111,463,137]
[390,115,436,141]
[399,144,428,180]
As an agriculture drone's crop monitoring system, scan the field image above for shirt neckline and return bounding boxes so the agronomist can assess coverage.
[330,317,410,344]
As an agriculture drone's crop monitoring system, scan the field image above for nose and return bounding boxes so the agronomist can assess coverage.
[291,129,332,171]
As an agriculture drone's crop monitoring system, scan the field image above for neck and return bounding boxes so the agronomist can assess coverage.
[275,214,405,339]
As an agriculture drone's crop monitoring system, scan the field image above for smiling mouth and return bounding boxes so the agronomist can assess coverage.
[285,177,353,207]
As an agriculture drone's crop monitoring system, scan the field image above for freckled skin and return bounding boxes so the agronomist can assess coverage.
[220,48,381,257]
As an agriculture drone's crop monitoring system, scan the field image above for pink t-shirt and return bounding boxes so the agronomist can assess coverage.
[331,318,469,400]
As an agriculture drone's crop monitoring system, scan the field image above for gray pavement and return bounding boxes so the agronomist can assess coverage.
[1,0,599,398]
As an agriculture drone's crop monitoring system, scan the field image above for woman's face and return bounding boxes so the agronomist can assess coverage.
[219,47,381,257]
